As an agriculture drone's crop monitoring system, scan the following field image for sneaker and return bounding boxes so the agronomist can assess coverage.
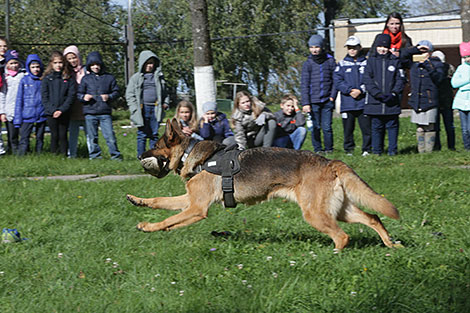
[361,151,370,157]
[1,228,22,243]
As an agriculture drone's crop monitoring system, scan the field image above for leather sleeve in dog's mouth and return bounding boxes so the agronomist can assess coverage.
[141,156,171,178]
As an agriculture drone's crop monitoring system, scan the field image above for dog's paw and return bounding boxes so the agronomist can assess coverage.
[127,194,145,207]
[136,222,151,232]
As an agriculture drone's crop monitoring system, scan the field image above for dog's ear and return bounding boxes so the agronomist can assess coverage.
[164,118,184,145]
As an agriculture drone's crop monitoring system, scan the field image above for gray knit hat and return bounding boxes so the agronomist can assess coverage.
[308,35,324,48]
[202,101,217,114]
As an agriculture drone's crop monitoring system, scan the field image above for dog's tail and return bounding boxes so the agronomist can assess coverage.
[331,160,400,219]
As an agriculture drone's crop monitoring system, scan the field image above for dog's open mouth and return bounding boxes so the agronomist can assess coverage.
[141,156,170,178]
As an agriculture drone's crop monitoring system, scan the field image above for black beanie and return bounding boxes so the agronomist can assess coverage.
[373,34,392,49]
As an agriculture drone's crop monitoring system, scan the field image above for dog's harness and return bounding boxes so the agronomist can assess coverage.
[177,140,241,208]
[201,145,241,208]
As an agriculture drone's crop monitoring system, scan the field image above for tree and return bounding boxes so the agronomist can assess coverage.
[0,0,126,96]
[190,0,216,116]
[462,0,470,41]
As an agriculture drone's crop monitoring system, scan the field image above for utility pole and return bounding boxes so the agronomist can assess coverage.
[126,0,135,84]
[5,0,10,41]
[190,0,216,117]
[462,0,470,42]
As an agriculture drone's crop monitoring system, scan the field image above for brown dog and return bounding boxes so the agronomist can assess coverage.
[127,118,401,250]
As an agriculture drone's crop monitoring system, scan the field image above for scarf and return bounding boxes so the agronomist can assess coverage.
[311,52,328,64]
[6,69,18,77]
[384,29,402,51]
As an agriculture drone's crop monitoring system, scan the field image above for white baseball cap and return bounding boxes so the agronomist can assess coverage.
[344,36,361,47]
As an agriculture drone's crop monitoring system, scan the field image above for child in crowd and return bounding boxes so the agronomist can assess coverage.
[0,37,7,155]
[364,34,406,156]
[300,34,336,153]
[126,50,169,158]
[63,45,87,158]
[41,51,75,156]
[78,51,122,160]
[0,50,26,155]
[198,101,235,146]
[272,94,306,150]
[174,100,203,141]
[231,90,276,150]
[334,36,371,156]
[0,36,8,72]
[13,54,46,155]
[451,42,470,151]
[401,40,445,153]
[432,50,456,151]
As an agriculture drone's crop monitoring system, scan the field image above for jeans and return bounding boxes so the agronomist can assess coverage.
[68,119,87,158]
[459,110,470,150]
[47,115,69,156]
[342,110,371,153]
[85,114,122,160]
[137,105,160,158]
[435,107,455,150]
[18,121,46,155]
[310,101,334,152]
[370,115,399,155]
[273,127,307,150]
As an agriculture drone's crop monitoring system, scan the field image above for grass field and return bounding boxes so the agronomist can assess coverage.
[1,111,470,312]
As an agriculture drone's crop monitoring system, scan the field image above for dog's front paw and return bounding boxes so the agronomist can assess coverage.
[127,194,145,207]
[136,222,152,232]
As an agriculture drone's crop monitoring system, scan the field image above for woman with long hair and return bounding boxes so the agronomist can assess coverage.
[231,91,276,150]
[382,12,413,57]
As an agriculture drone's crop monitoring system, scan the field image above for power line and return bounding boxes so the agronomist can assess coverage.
[71,5,122,29]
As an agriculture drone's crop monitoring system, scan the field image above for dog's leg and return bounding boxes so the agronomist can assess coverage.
[127,194,189,211]
[296,179,350,250]
[137,204,210,232]
[339,203,401,248]
[136,172,219,232]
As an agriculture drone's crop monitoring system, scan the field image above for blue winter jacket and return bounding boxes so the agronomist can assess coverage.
[199,112,234,140]
[400,47,445,112]
[334,54,367,112]
[363,52,406,115]
[300,53,336,105]
[78,51,119,115]
[14,54,46,127]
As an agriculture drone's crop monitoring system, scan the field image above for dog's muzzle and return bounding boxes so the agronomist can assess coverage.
[140,156,171,178]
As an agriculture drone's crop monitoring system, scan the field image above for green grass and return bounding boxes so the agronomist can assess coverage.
[1,114,470,312]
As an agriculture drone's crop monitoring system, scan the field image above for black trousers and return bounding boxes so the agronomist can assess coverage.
[47,115,69,155]
[18,121,46,155]
[342,110,371,153]
[5,121,19,154]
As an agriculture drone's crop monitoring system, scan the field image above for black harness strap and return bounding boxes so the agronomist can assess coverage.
[202,144,241,208]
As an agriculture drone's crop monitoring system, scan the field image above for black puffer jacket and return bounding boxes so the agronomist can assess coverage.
[77,51,119,115]
[40,71,75,116]
[401,47,445,112]
[363,52,406,115]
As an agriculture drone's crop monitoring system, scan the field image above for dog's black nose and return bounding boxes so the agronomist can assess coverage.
[137,154,142,160]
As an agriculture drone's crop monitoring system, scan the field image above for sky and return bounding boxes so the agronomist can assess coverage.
[111,0,128,8]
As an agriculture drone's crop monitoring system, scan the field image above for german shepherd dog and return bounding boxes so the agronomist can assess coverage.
[127,118,401,250]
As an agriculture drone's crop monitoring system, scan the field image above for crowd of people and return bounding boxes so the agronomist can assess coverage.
[0,12,469,160]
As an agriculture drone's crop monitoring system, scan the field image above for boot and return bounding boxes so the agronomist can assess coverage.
[416,129,425,153]
[424,131,436,153]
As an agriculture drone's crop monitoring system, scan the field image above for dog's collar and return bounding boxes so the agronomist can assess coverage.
[176,138,198,175]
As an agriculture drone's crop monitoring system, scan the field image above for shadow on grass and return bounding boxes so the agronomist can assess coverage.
[211,228,406,249]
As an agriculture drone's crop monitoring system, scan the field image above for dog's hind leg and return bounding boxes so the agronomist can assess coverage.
[296,183,350,250]
[339,202,400,248]
[127,194,189,211]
